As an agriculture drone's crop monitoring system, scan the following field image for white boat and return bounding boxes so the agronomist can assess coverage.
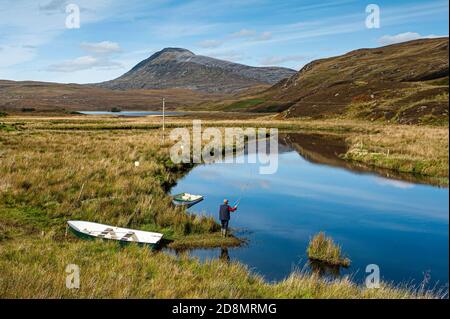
[172,193,204,208]
[67,220,163,248]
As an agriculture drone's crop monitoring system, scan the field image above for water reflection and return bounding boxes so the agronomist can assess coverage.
[220,248,230,262]
[170,133,449,286]
[279,133,445,187]
[307,259,343,279]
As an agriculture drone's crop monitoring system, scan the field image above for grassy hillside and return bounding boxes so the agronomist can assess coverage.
[227,38,449,125]
[0,80,226,113]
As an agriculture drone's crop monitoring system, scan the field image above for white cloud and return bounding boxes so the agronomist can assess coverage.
[230,29,272,41]
[150,22,223,38]
[201,29,273,52]
[47,56,123,72]
[39,0,67,12]
[0,45,36,68]
[256,31,272,41]
[259,55,307,66]
[207,50,246,62]
[0,0,120,68]
[231,28,257,38]
[80,41,121,54]
[378,32,443,45]
[374,177,414,189]
[198,39,223,49]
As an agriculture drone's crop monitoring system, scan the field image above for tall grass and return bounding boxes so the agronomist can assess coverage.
[0,238,443,299]
[0,128,220,243]
[344,124,449,181]
[307,232,351,267]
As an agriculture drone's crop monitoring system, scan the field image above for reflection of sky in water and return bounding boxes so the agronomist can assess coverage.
[171,151,449,286]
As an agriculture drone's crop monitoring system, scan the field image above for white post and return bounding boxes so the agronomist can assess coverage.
[162,98,165,143]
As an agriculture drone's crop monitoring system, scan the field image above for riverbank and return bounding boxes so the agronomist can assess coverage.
[0,115,447,298]
[3,114,446,184]
[0,125,243,248]
[0,237,443,298]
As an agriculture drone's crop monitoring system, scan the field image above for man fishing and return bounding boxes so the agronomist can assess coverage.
[219,199,238,237]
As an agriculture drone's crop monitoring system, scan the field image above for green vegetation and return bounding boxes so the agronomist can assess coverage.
[307,232,351,267]
[220,38,448,125]
[0,115,446,299]
[0,239,440,298]
[0,126,235,247]
[110,107,122,112]
[427,77,449,86]
[346,84,449,125]
[223,98,265,111]
[343,123,448,183]
[0,111,7,117]
[21,108,36,112]
[0,123,18,132]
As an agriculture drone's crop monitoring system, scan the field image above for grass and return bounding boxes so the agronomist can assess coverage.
[343,124,449,182]
[0,114,447,298]
[0,238,442,298]
[346,83,448,125]
[222,98,266,111]
[0,126,235,247]
[307,232,351,267]
[167,233,243,250]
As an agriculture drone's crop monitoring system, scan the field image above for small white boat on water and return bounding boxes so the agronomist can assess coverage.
[67,220,163,248]
[172,193,204,208]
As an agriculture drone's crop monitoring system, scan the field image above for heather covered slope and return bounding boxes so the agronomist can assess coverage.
[0,80,226,113]
[97,48,296,93]
[236,38,449,125]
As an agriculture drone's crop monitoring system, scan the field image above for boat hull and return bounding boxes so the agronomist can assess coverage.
[172,197,203,208]
[67,224,160,249]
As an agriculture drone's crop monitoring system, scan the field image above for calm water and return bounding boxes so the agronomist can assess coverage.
[79,111,183,117]
[171,134,449,287]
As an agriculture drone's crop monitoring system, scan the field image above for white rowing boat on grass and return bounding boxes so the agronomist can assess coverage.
[67,220,163,248]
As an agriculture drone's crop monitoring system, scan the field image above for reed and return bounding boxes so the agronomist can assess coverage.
[0,128,225,245]
[307,232,351,267]
[0,238,443,299]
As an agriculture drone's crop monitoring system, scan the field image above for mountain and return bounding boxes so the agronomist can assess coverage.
[97,48,296,93]
[232,37,449,125]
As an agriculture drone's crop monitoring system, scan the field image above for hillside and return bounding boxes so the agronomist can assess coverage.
[232,38,449,125]
[97,48,296,93]
[0,80,227,113]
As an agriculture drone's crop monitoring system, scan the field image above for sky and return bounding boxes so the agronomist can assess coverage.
[0,0,448,84]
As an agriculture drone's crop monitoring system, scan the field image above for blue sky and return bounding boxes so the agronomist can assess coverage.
[0,0,448,83]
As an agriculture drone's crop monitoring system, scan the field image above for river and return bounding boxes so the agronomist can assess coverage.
[170,133,449,287]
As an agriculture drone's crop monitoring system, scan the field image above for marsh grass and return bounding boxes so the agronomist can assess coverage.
[0,238,442,299]
[0,115,447,299]
[307,232,351,267]
[343,124,449,182]
[0,128,224,245]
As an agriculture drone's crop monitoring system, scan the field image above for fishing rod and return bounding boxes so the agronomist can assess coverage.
[233,182,249,208]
